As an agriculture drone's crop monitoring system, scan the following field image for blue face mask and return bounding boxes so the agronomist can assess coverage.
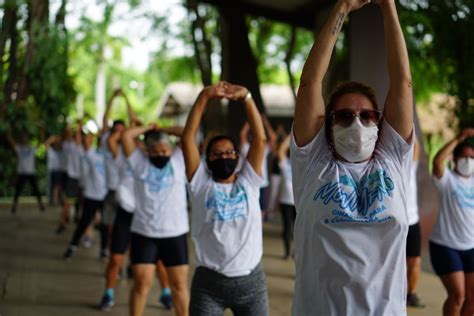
[149,156,170,169]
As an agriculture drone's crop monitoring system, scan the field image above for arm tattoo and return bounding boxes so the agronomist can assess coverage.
[332,11,346,35]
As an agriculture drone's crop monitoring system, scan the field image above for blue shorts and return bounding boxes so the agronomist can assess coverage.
[429,241,474,275]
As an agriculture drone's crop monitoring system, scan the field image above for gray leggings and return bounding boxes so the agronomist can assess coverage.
[189,263,269,316]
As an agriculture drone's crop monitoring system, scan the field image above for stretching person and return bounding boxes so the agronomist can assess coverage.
[101,89,137,244]
[239,115,276,215]
[430,128,474,316]
[63,132,108,259]
[98,120,172,311]
[406,139,425,308]
[45,135,66,206]
[122,124,189,316]
[182,81,269,315]
[277,135,296,260]
[58,124,83,233]
[291,0,414,314]
[8,129,45,214]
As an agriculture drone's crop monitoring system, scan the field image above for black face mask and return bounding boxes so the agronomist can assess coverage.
[207,158,238,180]
[149,156,170,169]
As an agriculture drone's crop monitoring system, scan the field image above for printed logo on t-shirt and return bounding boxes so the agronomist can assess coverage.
[314,169,395,224]
[453,184,474,208]
[144,163,174,193]
[206,183,248,221]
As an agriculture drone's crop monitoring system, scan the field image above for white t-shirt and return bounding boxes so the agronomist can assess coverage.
[64,141,82,179]
[81,148,107,201]
[278,158,294,205]
[430,169,474,250]
[47,147,60,171]
[14,145,37,175]
[128,148,189,238]
[290,120,414,316]
[407,161,420,225]
[116,152,136,213]
[240,143,270,188]
[58,148,67,172]
[188,160,264,277]
[101,132,121,191]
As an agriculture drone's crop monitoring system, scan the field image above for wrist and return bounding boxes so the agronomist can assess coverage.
[339,0,353,12]
[241,91,252,101]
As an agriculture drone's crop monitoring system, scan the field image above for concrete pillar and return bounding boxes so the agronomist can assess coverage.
[219,5,265,143]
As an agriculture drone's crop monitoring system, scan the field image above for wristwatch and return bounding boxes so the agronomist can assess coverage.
[243,91,252,101]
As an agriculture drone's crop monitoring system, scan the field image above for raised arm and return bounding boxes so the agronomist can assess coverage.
[122,90,139,124]
[121,124,155,158]
[294,0,370,146]
[7,128,16,149]
[433,128,474,178]
[182,82,227,181]
[262,115,277,152]
[225,84,267,175]
[45,135,59,149]
[380,0,413,141]
[158,126,184,138]
[107,130,122,158]
[74,121,83,145]
[102,89,121,134]
[278,134,291,162]
[239,122,250,149]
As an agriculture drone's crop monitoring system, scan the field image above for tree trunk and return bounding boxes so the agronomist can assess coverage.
[219,4,265,144]
[3,2,19,109]
[17,0,50,102]
[0,1,17,90]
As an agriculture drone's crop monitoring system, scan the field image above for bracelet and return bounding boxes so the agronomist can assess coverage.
[243,91,252,101]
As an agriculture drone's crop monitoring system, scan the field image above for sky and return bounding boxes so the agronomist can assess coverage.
[57,0,188,71]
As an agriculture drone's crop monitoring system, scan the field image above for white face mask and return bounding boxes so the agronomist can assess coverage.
[456,157,473,177]
[332,117,379,163]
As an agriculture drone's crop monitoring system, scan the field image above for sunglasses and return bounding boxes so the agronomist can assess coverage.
[331,109,382,128]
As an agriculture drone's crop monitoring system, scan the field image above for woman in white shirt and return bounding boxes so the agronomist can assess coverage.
[7,130,45,214]
[291,0,414,314]
[430,128,474,316]
[122,124,189,316]
[277,134,296,259]
[63,132,108,260]
[182,81,268,315]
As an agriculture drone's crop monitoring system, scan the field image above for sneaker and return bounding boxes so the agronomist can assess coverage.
[407,293,425,308]
[159,292,173,310]
[82,236,93,248]
[63,246,76,260]
[98,294,115,311]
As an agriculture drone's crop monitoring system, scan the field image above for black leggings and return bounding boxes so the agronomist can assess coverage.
[280,203,296,257]
[69,198,108,250]
[13,174,43,208]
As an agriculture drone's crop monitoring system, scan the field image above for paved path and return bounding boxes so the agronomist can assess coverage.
[0,200,444,315]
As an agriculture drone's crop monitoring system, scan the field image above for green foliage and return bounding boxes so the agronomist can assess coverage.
[399,1,474,128]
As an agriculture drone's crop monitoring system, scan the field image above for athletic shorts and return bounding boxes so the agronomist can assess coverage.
[51,171,67,188]
[65,176,80,199]
[110,207,133,254]
[429,241,474,275]
[103,190,118,225]
[130,232,188,267]
[406,222,421,257]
